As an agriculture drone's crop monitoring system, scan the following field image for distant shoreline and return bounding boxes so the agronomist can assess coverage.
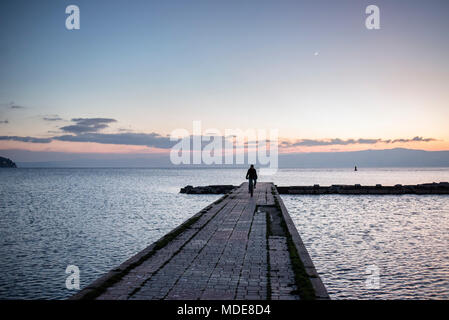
[9,165,449,170]
[1,148,448,168]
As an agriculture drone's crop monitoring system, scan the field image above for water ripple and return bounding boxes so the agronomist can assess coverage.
[284,194,449,299]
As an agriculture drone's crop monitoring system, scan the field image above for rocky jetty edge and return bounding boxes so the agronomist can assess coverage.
[181,182,449,195]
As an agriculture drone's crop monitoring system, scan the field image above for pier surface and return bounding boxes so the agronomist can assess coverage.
[72,182,328,300]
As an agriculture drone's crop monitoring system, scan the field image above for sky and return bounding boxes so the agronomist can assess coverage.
[1,0,448,161]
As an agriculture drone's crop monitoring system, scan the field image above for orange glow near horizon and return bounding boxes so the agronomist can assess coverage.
[0,138,448,155]
[0,140,168,154]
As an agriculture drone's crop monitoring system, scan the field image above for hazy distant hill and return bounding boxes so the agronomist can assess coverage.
[279,148,449,168]
[3,148,448,168]
[0,156,17,168]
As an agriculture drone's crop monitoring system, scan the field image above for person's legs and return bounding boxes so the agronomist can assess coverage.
[248,178,254,193]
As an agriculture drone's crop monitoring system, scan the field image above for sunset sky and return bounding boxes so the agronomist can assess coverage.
[1,0,448,160]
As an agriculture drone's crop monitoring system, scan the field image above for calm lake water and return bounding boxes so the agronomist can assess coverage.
[0,168,448,299]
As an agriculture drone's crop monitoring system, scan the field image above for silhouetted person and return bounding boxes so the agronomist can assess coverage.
[246,164,258,194]
[354,165,358,171]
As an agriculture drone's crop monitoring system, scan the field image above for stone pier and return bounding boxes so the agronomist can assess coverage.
[71,183,328,300]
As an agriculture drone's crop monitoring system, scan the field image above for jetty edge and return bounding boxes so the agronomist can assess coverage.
[181,182,449,195]
[70,182,329,300]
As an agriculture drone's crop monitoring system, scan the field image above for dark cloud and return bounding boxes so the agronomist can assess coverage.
[53,132,173,148]
[43,116,63,122]
[60,124,109,133]
[51,132,234,150]
[244,139,272,146]
[392,136,436,143]
[0,133,232,150]
[287,138,371,147]
[0,120,8,124]
[0,102,25,109]
[71,118,117,126]
[60,118,117,133]
[1,131,438,150]
[356,138,381,144]
[281,137,436,148]
[0,136,52,143]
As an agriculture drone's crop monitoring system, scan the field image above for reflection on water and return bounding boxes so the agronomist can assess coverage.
[284,195,449,299]
[0,168,448,299]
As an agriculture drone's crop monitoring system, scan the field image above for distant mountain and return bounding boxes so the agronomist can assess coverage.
[0,156,17,168]
[279,148,449,168]
[1,148,448,168]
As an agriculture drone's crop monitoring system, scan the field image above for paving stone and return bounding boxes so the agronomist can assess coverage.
[95,183,303,300]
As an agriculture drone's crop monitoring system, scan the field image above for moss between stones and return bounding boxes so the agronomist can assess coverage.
[265,209,272,300]
[272,188,316,300]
